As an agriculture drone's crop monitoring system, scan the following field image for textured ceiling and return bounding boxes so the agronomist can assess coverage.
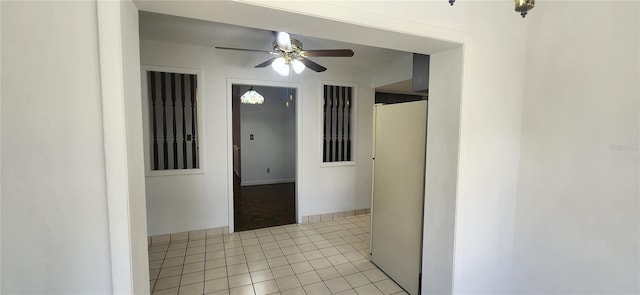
[138,11,411,71]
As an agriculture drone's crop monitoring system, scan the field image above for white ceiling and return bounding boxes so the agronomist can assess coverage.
[138,11,412,72]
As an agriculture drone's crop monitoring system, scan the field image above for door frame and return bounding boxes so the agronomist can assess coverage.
[226,78,303,233]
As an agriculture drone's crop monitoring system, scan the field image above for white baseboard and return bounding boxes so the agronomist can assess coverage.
[240,178,296,186]
[149,226,229,246]
[301,208,370,223]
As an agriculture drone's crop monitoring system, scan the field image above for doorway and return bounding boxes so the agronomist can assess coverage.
[231,84,297,231]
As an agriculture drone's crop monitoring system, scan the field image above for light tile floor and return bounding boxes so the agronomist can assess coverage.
[148,214,408,295]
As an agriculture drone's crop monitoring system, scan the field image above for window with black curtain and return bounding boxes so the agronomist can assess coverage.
[147,71,199,170]
[322,84,354,163]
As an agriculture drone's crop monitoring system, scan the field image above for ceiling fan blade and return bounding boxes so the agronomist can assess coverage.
[303,49,354,57]
[215,46,272,54]
[299,57,327,72]
[255,57,278,68]
[276,32,292,51]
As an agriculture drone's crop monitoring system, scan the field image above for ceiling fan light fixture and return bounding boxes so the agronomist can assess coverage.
[271,57,289,76]
[271,57,286,70]
[278,65,290,76]
[276,32,292,51]
[217,31,351,74]
[291,59,305,74]
[240,87,264,104]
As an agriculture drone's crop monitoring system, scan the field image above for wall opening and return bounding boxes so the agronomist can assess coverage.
[230,83,299,232]
[132,2,465,294]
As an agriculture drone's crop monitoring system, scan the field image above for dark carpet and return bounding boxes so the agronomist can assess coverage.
[234,182,296,232]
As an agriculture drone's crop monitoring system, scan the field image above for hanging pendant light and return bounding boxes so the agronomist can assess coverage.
[240,87,264,104]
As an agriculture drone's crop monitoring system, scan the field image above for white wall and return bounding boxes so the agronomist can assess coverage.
[3,1,635,294]
[370,54,413,89]
[239,85,296,186]
[141,39,374,235]
[1,1,112,293]
[510,2,639,294]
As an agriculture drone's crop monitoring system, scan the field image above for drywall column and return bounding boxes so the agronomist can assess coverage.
[1,1,113,293]
[97,0,150,294]
[119,1,151,293]
[421,46,463,295]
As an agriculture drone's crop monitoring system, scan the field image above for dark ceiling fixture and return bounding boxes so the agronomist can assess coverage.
[216,32,355,75]
[449,0,535,18]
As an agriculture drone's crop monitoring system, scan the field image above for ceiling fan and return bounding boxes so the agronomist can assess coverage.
[215,32,354,75]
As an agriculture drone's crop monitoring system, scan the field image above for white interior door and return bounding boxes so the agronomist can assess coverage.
[371,101,427,295]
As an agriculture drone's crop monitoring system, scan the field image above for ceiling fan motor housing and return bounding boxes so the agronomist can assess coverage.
[274,38,303,53]
[273,38,305,64]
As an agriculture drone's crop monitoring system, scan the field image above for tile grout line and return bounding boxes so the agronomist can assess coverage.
[237,230,258,295]
[151,244,169,293]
